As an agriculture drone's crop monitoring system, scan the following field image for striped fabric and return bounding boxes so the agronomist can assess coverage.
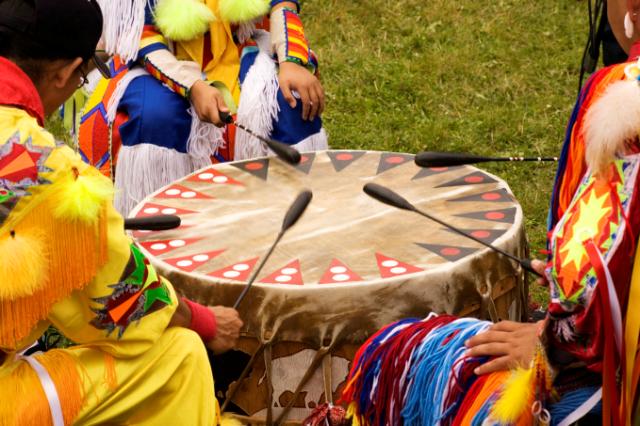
[283,9,313,70]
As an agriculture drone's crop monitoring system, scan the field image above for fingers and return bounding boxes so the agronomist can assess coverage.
[474,356,514,375]
[298,88,311,121]
[465,330,512,350]
[280,81,297,109]
[315,82,325,116]
[489,320,524,332]
[531,259,548,286]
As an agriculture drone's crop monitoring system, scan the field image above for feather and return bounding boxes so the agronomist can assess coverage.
[490,367,535,423]
[218,0,270,23]
[52,168,114,224]
[0,230,47,299]
[154,0,216,41]
[584,79,640,174]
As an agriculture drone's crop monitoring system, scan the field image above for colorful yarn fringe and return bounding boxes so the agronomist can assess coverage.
[340,315,555,426]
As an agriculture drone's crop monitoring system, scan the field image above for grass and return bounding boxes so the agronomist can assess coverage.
[301,0,588,304]
[47,0,587,305]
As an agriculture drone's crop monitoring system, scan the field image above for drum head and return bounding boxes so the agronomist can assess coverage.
[131,150,522,286]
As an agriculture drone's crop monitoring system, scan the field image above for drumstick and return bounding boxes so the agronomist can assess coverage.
[233,190,313,309]
[219,112,302,165]
[362,183,541,276]
[124,215,181,231]
[415,151,558,168]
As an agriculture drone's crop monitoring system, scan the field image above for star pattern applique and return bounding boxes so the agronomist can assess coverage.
[91,244,172,338]
[552,177,621,301]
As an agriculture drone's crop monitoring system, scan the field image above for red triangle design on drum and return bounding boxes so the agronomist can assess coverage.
[448,188,512,203]
[138,237,202,256]
[259,260,304,285]
[375,253,424,278]
[131,224,193,239]
[156,184,213,199]
[135,203,198,217]
[207,257,259,282]
[327,151,366,172]
[319,259,363,284]
[376,153,414,175]
[164,249,225,272]
[187,168,243,186]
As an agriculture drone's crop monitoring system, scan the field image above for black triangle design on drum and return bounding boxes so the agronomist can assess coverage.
[376,153,414,175]
[415,243,478,262]
[232,159,269,180]
[441,228,507,244]
[327,151,366,172]
[448,188,512,203]
[455,207,517,224]
[435,171,498,188]
[295,153,316,174]
[411,166,458,180]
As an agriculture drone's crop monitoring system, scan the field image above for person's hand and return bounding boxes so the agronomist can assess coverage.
[278,61,325,121]
[531,258,547,286]
[205,306,243,354]
[464,320,542,375]
[189,80,229,127]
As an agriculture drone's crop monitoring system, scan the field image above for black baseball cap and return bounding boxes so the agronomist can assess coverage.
[0,0,110,78]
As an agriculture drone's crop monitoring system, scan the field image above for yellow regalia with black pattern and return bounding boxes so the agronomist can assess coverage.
[0,56,215,426]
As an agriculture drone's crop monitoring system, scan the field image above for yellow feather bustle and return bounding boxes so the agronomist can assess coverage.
[490,367,535,423]
[0,230,47,299]
[154,0,216,41]
[218,0,270,23]
[52,168,114,224]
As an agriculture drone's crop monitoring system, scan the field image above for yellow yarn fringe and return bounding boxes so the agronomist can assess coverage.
[0,350,84,426]
[0,201,108,349]
[0,229,48,299]
[103,353,118,391]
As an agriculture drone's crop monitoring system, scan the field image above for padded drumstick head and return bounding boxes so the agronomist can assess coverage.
[124,215,181,231]
[219,112,301,165]
[415,151,485,168]
[281,190,313,231]
[363,183,416,212]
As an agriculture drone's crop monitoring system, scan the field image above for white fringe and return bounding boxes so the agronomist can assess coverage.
[96,0,147,63]
[106,69,147,123]
[114,144,211,216]
[292,128,328,153]
[234,31,280,160]
[584,79,640,173]
[186,107,226,157]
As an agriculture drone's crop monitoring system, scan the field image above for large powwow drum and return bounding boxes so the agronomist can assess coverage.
[130,150,528,424]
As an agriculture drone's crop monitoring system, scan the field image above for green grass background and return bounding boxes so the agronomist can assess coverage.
[48,0,588,304]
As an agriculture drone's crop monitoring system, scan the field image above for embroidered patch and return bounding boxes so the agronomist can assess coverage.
[549,157,638,308]
[91,244,172,337]
[0,133,53,224]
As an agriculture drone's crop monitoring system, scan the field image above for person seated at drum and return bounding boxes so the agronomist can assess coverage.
[0,0,242,423]
[79,0,327,216]
[465,0,640,421]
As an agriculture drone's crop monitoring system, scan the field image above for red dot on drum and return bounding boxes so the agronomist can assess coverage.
[336,153,353,161]
[481,192,501,201]
[245,162,264,170]
[464,175,484,183]
[471,230,491,239]
[300,155,309,163]
[385,156,404,164]
[485,211,505,220]
[441,247,461,256]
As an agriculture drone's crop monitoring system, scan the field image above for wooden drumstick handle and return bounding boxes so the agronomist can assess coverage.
[233,190,313,309]
[219,112,302,165]
[363,183,542,277]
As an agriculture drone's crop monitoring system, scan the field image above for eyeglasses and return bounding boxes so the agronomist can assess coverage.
[78,66,89,88]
